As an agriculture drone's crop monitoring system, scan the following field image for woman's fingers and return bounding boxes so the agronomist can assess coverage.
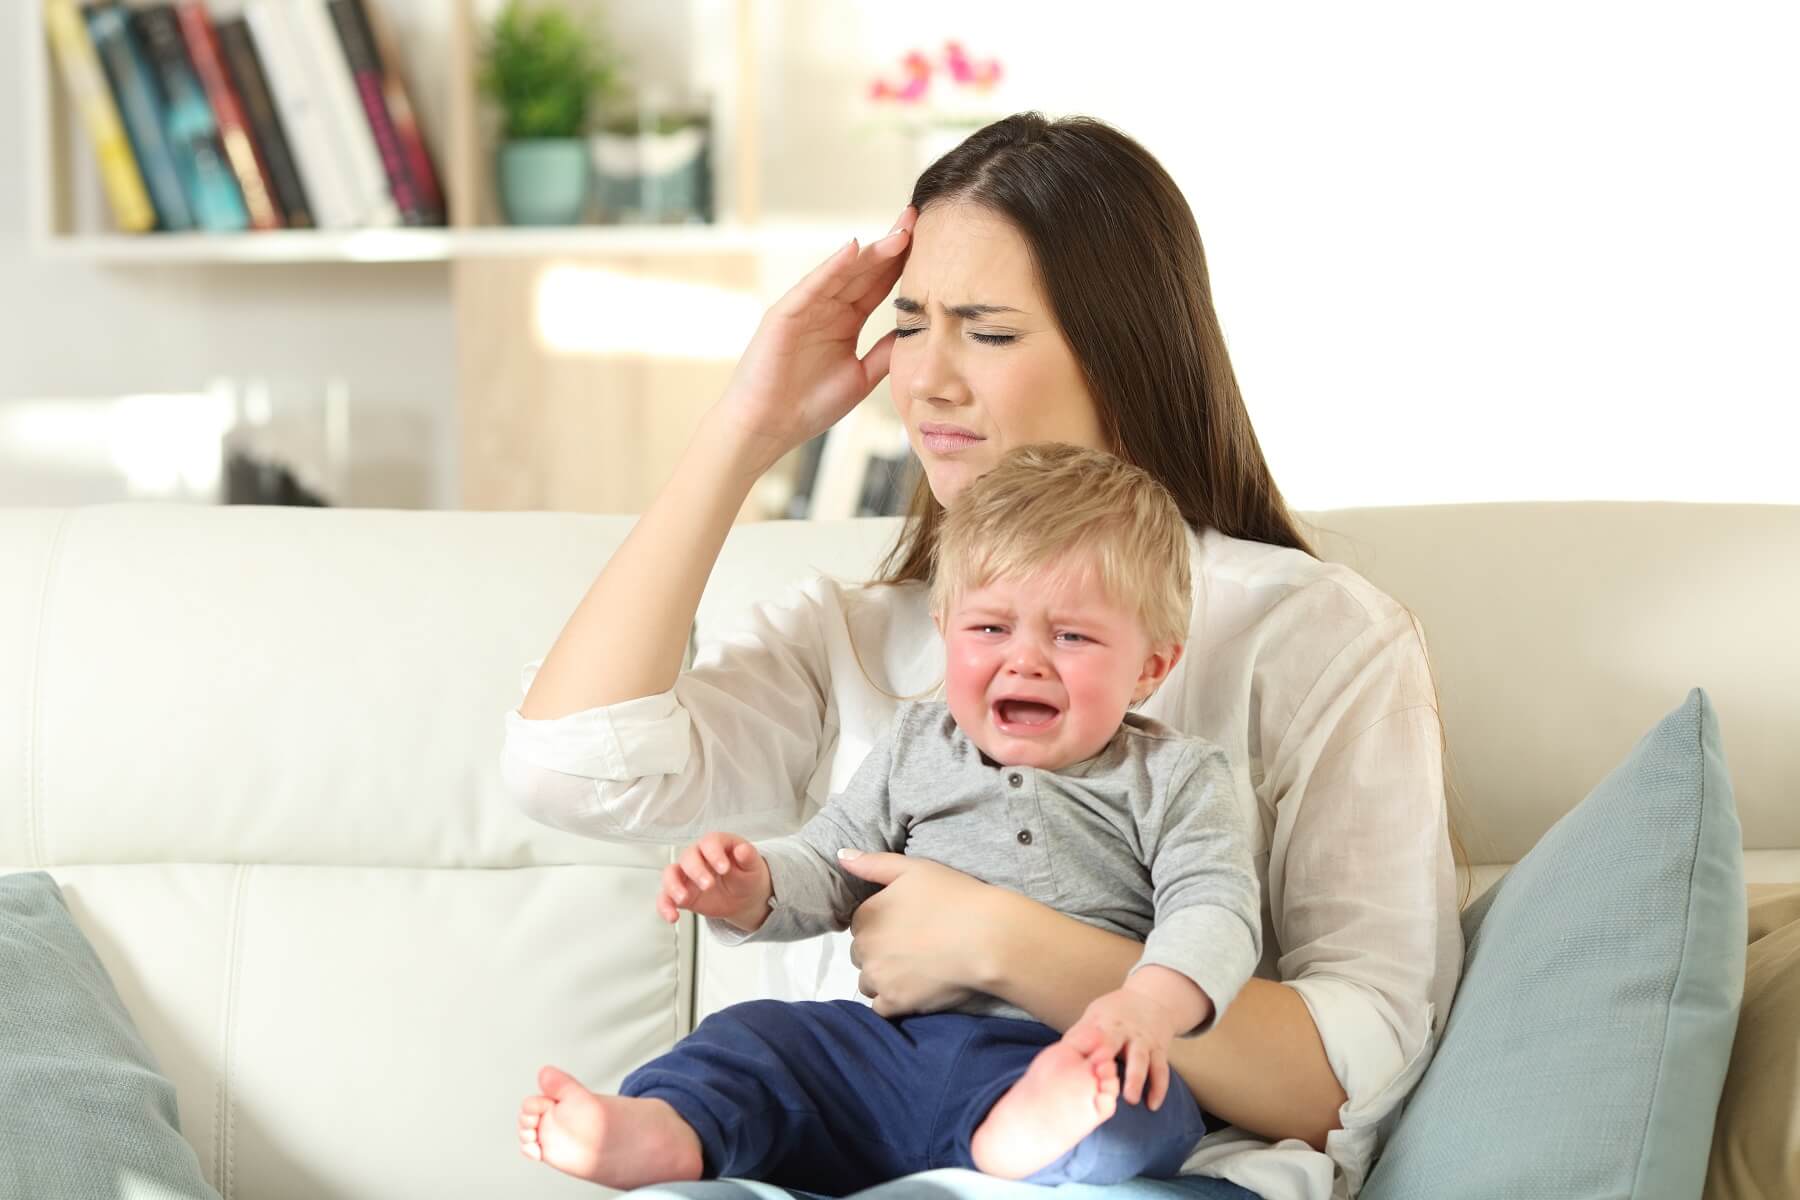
[776,212,913,320]
[836,226,912,308]
[856,327,901,394]
[775,237,863,316]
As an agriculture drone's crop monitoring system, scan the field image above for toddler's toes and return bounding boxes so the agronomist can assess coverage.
[538,1064,588,1099]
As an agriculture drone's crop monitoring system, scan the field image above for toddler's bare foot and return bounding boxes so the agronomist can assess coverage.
[971,1039,1121,1180]
[517,1064,703,1188]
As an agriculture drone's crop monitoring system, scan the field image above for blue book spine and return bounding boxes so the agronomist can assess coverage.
[84,3,193,231]
[130,5,249,233]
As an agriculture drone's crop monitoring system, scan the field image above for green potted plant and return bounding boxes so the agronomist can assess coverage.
[478,1,616,225]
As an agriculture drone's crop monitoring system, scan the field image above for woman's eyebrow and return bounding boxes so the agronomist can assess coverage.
[894,296,1023,319]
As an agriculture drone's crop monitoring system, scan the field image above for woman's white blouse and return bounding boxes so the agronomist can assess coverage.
[501,526,1462,1200]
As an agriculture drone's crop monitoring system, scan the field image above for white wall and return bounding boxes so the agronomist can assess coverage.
[763,0,1800,507]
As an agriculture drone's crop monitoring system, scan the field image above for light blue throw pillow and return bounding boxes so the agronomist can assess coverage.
[1364,688,1746,1200]
[0,871,221,1199]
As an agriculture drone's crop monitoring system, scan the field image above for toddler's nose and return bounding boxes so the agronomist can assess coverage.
[1007,645,1051,676]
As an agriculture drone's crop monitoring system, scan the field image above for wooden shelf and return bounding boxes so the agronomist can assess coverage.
[31,221,873,265]
[28,0,762,249]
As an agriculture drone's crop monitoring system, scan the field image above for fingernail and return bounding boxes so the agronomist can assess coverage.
[837,848,862,860]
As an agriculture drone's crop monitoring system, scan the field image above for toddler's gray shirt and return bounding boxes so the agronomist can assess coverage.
[710,700,1262,1032]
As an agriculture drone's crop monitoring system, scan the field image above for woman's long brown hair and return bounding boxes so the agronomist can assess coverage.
[859,112,1472,901]
[873,111,1313,587]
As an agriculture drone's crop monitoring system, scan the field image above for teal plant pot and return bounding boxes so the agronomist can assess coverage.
[497,139,589,226]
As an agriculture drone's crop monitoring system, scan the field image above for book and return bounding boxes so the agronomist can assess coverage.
[243,0,360,228]
[83,2,193,230]
[283,0,399,227]
[130,4,250,232]
[327,0,442,225]
[355,0,445,223]
[214,15,314,228]
[175,1,281,229]
[43,0,155,233]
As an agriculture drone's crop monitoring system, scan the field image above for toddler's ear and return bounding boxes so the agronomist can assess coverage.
[1137,642,1184,694]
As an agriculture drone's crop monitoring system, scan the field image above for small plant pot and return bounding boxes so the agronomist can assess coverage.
[497,138,590,226]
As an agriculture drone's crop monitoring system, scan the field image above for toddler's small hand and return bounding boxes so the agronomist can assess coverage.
[1062,989,1180,1110]
[656,832,771,930]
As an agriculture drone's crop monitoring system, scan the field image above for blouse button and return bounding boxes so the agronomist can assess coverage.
[1007,773,1023,788]
[1016,829,1033,845]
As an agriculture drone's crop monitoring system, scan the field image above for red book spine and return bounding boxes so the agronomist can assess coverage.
[358,0,444,221]
[175,1,282,229]
[326,0,422,223]
[383,80,444,221]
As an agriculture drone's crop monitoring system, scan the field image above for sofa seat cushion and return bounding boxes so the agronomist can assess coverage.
[3,860,688,1199]
[1364,688,1745,1200]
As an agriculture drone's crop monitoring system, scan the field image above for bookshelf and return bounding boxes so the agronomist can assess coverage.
[25,0,768,263]
[27,222,869,264]
[23,0,909,519]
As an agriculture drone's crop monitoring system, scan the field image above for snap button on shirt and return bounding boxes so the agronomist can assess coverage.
[1007,772,1023,788]
[1016,829,1033,845]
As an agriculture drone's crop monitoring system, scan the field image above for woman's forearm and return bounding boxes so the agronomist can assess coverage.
[1169,978,1345,1151]
[976,896,1345,1150]
[519,413,766,719]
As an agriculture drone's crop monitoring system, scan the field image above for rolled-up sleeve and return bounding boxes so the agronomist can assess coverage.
[1263,604,1461,1192]
[500,578,841,846]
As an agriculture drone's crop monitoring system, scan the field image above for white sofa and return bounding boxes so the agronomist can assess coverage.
[1,502,1794,1199]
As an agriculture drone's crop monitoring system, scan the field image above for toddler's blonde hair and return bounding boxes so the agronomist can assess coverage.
[929,443,1194,651]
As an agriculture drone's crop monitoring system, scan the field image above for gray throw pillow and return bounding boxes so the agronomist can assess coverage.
[0,870,221,1199]
[1364,688,1746,1199]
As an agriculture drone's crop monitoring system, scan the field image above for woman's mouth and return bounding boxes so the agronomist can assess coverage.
[992,699,1062,736]
[919,425,986,456]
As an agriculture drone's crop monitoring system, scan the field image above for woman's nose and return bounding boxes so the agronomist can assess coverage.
[908,331,966,406]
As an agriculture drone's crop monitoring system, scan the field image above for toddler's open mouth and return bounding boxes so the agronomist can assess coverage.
[993,699,1062,734]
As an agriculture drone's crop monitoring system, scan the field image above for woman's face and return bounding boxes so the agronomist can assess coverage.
[889,203,1108,507]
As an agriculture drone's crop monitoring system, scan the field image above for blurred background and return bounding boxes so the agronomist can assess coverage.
[5,0,1797,518]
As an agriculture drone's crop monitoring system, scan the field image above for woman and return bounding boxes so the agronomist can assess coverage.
[505,113,1461,1200]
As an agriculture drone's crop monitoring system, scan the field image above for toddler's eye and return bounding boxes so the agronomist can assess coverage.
[894,327,925,338]
[970,332,1015,346]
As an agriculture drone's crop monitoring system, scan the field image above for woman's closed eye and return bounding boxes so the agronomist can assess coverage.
[894,326,1017,346]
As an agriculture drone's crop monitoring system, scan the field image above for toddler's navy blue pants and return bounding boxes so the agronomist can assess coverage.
[620,999,1207,1193]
